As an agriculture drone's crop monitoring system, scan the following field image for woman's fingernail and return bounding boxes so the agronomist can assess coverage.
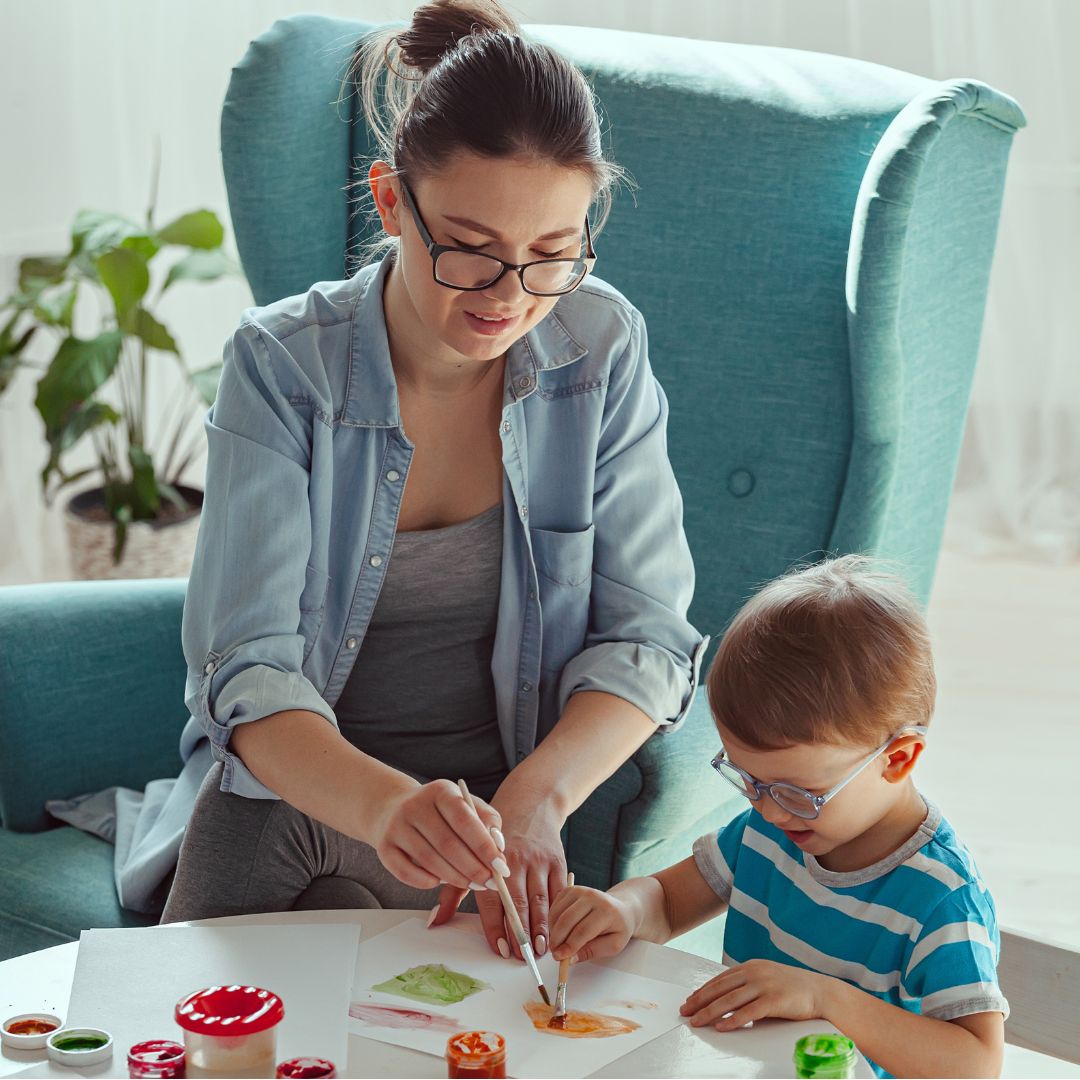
[469,881,486,891]
[486,877,500,891]
[534,934,547,956]
[570,954,578,964]
[492,857,511,878]
[491,827,506,851]
[426,904,439,928]
[497,937,511,959]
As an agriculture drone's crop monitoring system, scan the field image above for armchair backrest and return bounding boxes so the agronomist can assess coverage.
[222,16,1024,645]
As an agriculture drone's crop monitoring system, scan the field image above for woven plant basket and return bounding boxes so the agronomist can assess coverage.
[64,485,203,580]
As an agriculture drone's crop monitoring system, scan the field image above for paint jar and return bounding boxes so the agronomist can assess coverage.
[175,986,284,1078]
[46,1027,114,1068]
[275,1057,337,1078]
[2,1012,62,1050]
[445,1031,507,1079]
[793,1033,858,1079]
[128,1039,187,1078]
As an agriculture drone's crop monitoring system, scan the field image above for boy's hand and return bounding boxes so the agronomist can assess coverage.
[681,959,831,1030]
[549,884,636,963]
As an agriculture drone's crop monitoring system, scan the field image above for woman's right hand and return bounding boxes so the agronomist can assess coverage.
[372,778,508,892]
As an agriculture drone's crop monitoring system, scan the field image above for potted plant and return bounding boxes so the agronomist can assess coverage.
[0,173,242,578]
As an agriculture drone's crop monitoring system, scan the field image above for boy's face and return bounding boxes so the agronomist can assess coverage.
[714,725,923,860]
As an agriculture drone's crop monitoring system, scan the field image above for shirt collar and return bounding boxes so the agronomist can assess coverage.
[343,253,588,428]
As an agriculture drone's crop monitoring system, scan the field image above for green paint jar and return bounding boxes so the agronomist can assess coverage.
[793,1033,857,1078]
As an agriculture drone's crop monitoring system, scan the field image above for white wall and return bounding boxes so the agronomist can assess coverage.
[2,1,1076,583]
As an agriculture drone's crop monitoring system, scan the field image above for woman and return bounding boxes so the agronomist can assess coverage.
[163,0,706,963]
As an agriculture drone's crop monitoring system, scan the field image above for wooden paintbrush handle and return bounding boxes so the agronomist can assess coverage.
[559,871,575,983]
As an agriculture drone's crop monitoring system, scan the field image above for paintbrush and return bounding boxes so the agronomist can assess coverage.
[457,778,551,1006]
[552,870,575,1025]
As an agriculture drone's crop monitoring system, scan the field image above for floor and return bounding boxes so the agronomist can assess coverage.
[888,549,1080,1077]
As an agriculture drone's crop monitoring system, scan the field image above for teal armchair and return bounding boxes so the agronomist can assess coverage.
[0,17,1023,960]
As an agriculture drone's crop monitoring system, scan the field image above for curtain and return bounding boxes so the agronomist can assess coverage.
[1,0,1075,586]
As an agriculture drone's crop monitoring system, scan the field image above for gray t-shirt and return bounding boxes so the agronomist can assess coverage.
[334,502,508,801]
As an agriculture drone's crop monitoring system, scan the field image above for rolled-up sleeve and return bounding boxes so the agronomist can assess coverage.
[557,308,707,729]
[182,320,337,799]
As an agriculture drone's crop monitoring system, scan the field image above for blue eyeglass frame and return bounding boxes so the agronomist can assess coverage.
[709,726,929,820]
[398,180,597,296]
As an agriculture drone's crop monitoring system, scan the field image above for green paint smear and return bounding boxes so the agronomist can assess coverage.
[372,963,490,1005]
[53,1036,108,1051]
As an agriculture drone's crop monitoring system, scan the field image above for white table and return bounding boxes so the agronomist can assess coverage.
[0,910,872,1078]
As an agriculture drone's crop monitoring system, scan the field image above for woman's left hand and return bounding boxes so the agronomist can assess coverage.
[428,790,567,960]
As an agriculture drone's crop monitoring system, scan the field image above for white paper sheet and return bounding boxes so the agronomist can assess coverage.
[63,923,358,1076]
[348,918,689,1079]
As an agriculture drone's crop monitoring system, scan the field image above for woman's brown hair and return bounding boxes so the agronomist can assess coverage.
[345,0,627,258]
[707,555,937,750]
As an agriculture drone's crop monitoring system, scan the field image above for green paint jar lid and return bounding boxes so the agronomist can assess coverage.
[47,1026,114,1067]
[793,1033,857,1078]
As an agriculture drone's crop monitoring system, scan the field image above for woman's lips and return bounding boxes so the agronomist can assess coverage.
[784,828,814,845]
[464,310,520,336]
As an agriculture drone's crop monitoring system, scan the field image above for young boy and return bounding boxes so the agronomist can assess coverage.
[548,556,1008,1078]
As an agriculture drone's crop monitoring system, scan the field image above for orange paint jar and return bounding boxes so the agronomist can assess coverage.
[445,1030,507,1078]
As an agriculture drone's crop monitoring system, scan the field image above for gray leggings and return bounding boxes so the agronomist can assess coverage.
[161,762,478,923]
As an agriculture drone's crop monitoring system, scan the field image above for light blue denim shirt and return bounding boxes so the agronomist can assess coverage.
[180,254,707,799]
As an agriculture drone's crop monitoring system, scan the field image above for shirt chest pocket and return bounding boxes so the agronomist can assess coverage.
[530,524,594,674]
[298,563,330,662]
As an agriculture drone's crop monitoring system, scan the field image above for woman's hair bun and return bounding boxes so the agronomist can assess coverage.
[396,0,520,74]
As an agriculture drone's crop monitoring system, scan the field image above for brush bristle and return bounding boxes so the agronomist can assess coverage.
[539,984,552,1006]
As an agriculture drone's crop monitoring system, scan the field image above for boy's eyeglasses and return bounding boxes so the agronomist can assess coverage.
[710,726,928,821]
[399,181,597,297]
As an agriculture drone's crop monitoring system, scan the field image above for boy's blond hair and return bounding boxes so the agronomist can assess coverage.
[706,555,936,749]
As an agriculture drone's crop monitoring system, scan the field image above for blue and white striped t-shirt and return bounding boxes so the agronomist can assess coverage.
[693,797,1008,1079]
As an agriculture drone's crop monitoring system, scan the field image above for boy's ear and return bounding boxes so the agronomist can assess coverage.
[882,735,925,783]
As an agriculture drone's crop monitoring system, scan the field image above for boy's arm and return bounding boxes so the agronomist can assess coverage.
[822,980,1004,1079]
[614,855,729,944]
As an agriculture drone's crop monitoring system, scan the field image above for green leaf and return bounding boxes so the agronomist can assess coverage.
[121,233,160,261]
[97,248,150,326]
[128,445,160,517]
[40,401,120,489]
[71,210,150,279]
[157,210,224,250]
[162,248,240,292]
[189,361,222,404]
[112,502,132,563]
[34,330,123,435]
[32,283,78,329]
[129,308,179,353]
[19,255,68,293]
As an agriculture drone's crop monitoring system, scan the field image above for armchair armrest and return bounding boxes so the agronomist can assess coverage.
[0,579,189,832]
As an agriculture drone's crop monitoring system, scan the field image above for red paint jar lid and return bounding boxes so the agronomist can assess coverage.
[276,1056,337,1078]
[174,986,284,1036]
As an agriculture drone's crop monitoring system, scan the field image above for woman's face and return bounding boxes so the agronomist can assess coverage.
[371,152,595,369]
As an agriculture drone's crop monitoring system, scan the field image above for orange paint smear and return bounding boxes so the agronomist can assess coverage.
[524,1001,640,1039]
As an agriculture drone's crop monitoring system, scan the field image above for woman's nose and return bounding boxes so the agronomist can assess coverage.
[482,267,528,306]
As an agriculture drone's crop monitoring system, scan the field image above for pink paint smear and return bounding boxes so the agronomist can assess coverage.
[349,1002,462,1032]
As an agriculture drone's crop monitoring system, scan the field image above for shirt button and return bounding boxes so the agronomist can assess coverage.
[370,555,383,568]
[521,681,533,693]
[502,421,511,434]
[204,661,215,675]
[386,469,400,482]
[520,504,528,518]
[518,376,532,390]
[528,590,536,600]
[346,637,358,650]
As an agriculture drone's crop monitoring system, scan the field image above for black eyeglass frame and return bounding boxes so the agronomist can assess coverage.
[398,181,597,297]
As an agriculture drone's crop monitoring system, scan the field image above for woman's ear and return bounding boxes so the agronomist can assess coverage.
[369,161,402,236]
[883,735,925,784]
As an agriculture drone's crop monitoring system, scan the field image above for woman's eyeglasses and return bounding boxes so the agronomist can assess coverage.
[399,181,596,297]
